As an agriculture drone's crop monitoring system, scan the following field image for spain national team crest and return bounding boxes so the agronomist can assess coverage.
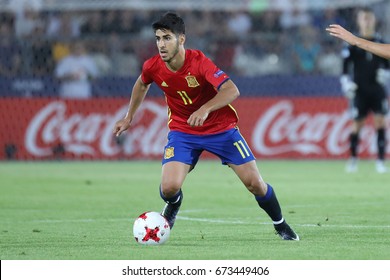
[164,147,174,159]
[185,75,200,88]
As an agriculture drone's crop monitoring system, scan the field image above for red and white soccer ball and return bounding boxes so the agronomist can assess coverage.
[133,211,170,245]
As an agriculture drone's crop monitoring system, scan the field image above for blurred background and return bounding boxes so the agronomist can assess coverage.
[0,0,389,161]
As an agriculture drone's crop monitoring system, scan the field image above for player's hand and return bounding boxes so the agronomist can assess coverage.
[113,118,131,137]
[340,75,357,99]
[187,108,209,127]
[376,68,390,86]
[326,24,358,46]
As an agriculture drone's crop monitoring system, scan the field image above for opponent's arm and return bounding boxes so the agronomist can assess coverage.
[326,24,390,60]
[113,75,151,136]
[187,79,239,127]
[339,46,357,99]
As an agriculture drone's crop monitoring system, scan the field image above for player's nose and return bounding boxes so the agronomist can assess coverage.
[157,40,165,48]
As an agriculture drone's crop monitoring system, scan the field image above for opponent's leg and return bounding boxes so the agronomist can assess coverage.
[160,161,191,228]
[377,128,386,160]
[349,132,359,158]
[374,114,387,173]
[346,133,359,172]
[346,119,364,172]
[229,161,299,240]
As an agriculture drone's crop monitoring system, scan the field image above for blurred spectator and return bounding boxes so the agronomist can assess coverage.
[214,40,238,73]
[252,10,282,34]
[227,11,252,38]
[108,34,140,77]
[52,40,71,63]
[101,10,119,34]
[183,11,215,55]
[312,8,346,31]
[88,38,113,76]
[10,0,44,39]
[46,11,81,39]
[291,26,321,74]
[278,0,311,30]
[0,7,364,78]
[234,36,290,76]
[80,11,104,35]
[116,10,138,34]
[55,41,99,98]
[317,40,342,75]
[250,10,284,61]
[0,22,22,77]
[0,12,15,26]
[30,25,54,76]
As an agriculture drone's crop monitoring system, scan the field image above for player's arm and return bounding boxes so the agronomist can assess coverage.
[327,24,390,59]
[339,45,357,99]
[113,75,151,136]
[187,79,239,127]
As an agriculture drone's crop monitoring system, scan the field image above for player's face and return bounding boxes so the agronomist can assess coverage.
[155,29,182,63]
[357,11,376,34]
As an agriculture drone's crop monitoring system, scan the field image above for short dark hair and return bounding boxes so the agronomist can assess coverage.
[359,7,374,14]
[152,12,185,35]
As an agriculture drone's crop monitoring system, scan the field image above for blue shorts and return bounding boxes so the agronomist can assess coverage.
[162,128,256,166]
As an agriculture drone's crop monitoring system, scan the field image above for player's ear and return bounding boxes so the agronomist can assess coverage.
[179,34,185,45]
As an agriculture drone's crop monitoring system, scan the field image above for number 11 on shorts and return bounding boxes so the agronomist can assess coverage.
[233,140,250,158]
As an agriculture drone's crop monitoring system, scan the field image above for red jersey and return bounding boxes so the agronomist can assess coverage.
[141,49,238,134]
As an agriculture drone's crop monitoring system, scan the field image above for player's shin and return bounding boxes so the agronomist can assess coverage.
[160,186,183,229]
[377,128,386,160]
[255,184,300,240]
[254,184,283,224]
[350,133,359,158]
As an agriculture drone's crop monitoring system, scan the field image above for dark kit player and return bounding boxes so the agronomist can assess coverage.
[339,8,389,173]
[113,12,299,240]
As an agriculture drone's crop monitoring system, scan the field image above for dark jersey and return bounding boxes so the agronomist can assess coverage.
[342,35,389,92]
[342,35,389,119]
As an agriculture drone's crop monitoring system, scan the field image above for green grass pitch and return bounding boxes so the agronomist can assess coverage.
[0,160,389,260]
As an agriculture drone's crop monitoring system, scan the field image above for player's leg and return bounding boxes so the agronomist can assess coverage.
[372,91,388,173]
[160,131,202,228]
[160,161,191,228]
[206,128,299,240]
[346,95,366,172]
[346,119,364,172]
[229,161,299,240]
[229,160,279,220]
[373,113,387,173]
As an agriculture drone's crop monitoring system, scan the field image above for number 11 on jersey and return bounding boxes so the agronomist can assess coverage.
[177,91,193,105]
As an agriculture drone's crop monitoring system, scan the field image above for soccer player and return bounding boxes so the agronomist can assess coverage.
[326,24,390,60]
[113,12,299,240]
[332,8,389,173]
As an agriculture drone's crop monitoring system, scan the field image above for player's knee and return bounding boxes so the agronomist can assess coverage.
[244,179,267,196]
[160,180,182,198]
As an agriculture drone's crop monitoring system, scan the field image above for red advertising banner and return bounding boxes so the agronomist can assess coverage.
[0,97,388,160]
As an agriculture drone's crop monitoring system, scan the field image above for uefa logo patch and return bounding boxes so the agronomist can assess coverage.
[213,70,225,78]
[164,147,174,159]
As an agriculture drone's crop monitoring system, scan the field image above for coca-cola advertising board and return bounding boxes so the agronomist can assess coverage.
[0,97,389,160]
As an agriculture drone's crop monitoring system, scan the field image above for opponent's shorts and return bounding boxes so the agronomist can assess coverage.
[351,87,389,120]
[161,128,255,166]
